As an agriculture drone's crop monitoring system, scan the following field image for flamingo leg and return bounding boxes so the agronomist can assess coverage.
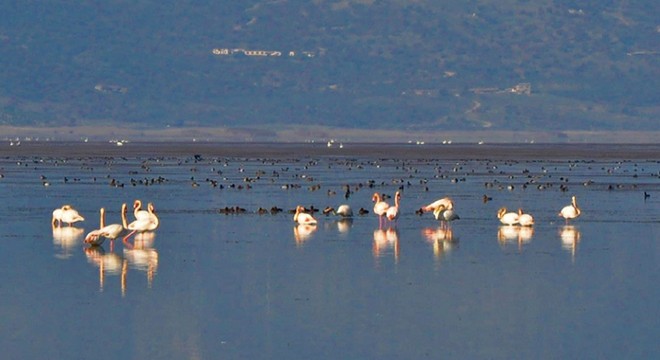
[123,230,137,245]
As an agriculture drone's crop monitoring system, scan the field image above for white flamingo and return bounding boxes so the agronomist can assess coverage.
[85,206,126,246]
[335,204,353,218]
[293,205,317,225]
[52,206,67,227]
[518,208,535,227]
[123,202,159,242]
[433,204,460,229]
[420,197,454,213]
[133,200,151,221]
[372,193,390,228]
[386,191,401,223]
[559,196,581,224]
[58,205,85,227]
[497,207,519,225]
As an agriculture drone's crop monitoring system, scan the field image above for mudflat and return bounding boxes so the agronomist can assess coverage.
[1,142,659,160]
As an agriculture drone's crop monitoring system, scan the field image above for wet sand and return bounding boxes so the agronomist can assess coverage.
[1,141,659,160]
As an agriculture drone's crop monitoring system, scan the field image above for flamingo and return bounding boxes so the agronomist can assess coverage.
[497,207,519,225]
[133,200,151,221]
[432,204,460,229]
[293,205,317,225]
[386,191,401,223]
[59,205,85,227]
[372,193,390,228]
[52,206,67,227]
[420,197,454,213]
[335,204,353,218]
[559,195,581,224]
[85,206,125,246]
[123,202,159,242]
[518,208,535,227]
[323,204,354,218]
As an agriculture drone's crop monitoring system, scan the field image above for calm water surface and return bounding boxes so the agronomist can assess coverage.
[0,143,658,359]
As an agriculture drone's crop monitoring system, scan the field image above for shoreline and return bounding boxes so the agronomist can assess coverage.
[1,140,658,160]
[1,125,660,144]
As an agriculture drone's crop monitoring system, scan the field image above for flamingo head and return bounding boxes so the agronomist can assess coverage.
[432,205,447,219]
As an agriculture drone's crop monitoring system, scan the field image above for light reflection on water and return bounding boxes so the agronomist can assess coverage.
[0,143,658,359]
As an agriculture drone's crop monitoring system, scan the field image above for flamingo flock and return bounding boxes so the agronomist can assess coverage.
[54,194,583,252]
[52,200,160,250]
[290,194,581,233]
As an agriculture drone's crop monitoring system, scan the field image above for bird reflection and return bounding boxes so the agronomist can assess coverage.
[123,237,159,289]
[52,226,84,259]
[84,246,127,295]
[560,225,581,261]
[293,224,317,246]
[497,225,533,251]
[422,227,457,262]
[373,228,400,263]
[337,218,353,234]
[324,218,353,235]
[518,226,534,244]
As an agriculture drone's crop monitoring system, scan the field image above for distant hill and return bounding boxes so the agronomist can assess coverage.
[0,1,658,139]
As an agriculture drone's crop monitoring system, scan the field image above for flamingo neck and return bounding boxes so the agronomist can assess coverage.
[121,204,129,229]
[100,208,106,228]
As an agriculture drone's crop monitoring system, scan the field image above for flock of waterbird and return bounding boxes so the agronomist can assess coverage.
[52,192,582,248]
[291,192,582,229]
[51,200,159,248]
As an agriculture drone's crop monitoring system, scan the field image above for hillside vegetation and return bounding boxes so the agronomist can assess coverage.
[0,0,658,136]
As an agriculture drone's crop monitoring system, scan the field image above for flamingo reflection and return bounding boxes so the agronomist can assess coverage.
[294,224,317,246]
[52,226,84,259]
[373,228,400,262]
[336,218,353,234]
[84,246,128,295]
[423,227,457,261]
[560,225,581,261]
[497,225,534,251]
[123,237,159,289]
[324,218,353,234]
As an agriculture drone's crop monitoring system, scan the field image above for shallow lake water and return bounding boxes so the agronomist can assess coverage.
[0,142,658,359]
